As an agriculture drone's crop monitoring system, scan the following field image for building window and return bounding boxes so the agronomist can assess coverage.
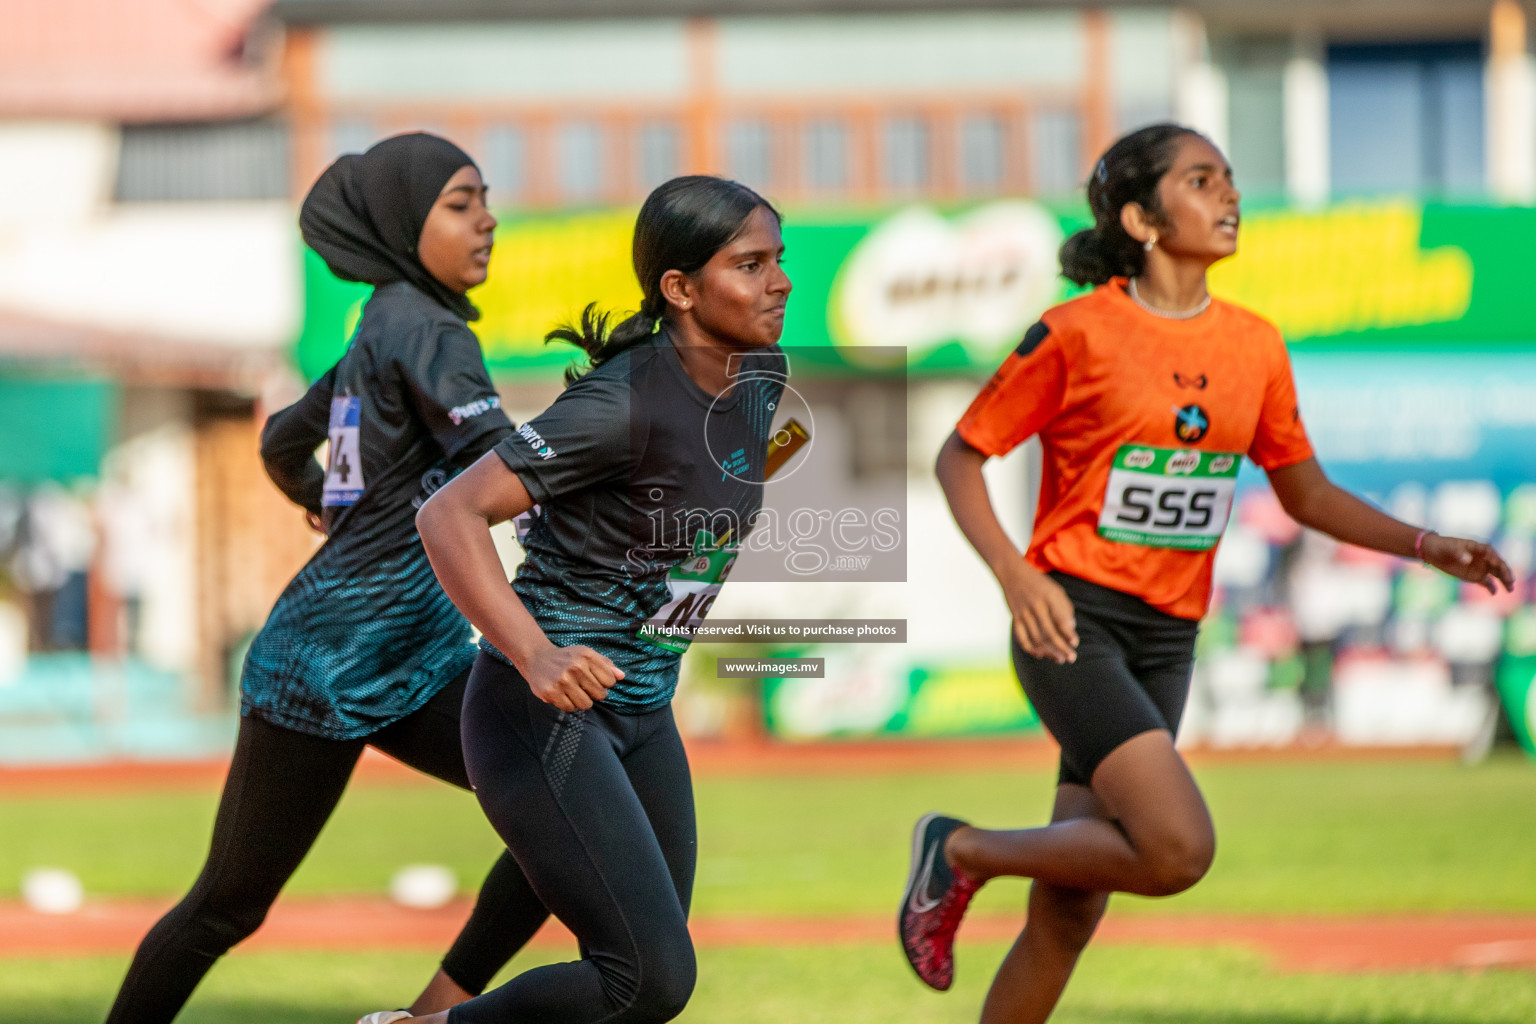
[1030,110,1082,198]
[638,122,680,192]
[804,118,850,191]
[481,125,527,204]
[115,119,289,201]
[882,116,928,191]
[1328,41,1485,197]
[1218,38,1289,199]
[727,120,773,190]
[557,121,605,201]
[959,115,1006,192]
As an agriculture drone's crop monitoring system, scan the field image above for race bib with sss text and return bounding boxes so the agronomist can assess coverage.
[1097,445,1240,550]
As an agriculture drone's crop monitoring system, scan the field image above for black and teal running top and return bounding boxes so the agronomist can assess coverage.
[484,331,784,714]
[243,280,513,739]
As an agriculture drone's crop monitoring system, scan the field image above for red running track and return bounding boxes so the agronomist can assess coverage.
[0,737,1469,796]
[4,898,1535,973]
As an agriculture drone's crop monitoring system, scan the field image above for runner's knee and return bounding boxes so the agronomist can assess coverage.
[640,945,696,1022]
[634,930,695,1022]
[594,929,695,1022]
[175,895,269,953]
[1140,830,1214,897]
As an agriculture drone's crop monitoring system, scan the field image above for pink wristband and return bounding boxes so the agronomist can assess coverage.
[1413,529,1431,561]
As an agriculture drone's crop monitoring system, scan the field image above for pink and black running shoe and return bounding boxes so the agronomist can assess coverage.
[898,812,980,991]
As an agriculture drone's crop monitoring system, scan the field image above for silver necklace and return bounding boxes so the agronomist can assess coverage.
[1128,277,1211,319]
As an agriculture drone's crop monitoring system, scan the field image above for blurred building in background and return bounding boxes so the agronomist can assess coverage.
[0,0,313,760]
[2,0,1535,761]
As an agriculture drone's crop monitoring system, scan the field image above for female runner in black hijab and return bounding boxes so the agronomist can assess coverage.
[104,133,551,1024]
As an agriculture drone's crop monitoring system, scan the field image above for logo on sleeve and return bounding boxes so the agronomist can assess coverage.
[517,422,556,460]
[447,395,501,425]
[1173,404,1210,443]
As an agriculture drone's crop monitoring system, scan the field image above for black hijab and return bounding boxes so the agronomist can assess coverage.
[300,132,481,321]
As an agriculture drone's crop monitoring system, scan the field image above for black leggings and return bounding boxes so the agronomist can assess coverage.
[450,652,697,1024]
[105,670,550,1024]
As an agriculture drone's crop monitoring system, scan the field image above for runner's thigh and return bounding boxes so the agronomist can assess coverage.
[1011,618,1166,788]
[369,667,473,789]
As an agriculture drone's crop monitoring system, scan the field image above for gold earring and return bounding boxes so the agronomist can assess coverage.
[1144,234,1157,253]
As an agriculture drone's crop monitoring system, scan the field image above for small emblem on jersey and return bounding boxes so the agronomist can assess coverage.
[1166,450,1200,476]
[517,422,556,460]
[323,396,365,507]
[720,446,750,481]
[1173,404,1210,443]
[1173,372,1208,390]
[447,395,501,426]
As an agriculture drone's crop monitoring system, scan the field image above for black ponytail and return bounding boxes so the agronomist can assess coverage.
[545,304,660,386]
[547,175,781,384]
[1059,123,1204,287]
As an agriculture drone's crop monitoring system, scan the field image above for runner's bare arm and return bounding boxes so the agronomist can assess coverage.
[417,452,623,711]
[1267,457,1514,593]
[936,431,1079,663]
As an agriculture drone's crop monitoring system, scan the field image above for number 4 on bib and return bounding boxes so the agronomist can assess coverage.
[323,396,365,507]
[1098,446,1240,550]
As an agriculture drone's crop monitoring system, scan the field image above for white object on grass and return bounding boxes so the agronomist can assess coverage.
[388,864,457,909]
[21,867,84,914]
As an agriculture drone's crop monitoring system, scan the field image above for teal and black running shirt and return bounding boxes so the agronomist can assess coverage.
[483,332,785,713]
[243,281,513,739]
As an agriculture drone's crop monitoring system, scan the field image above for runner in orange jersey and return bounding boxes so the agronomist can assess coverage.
[898,123,1514,1023]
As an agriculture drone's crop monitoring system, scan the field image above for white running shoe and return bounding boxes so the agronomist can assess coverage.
[356,1012,413,1024]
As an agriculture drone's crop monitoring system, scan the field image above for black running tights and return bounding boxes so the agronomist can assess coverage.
[104,670,549,1024]
[449,652,697,1024]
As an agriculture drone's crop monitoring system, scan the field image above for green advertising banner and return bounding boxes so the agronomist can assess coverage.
[296,199,1536,381]
[762,664,1040,741]
[1495,657,1536,759]
[1498,608,1536,760]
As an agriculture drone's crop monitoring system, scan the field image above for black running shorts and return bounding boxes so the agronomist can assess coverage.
[1011,571,1198,788]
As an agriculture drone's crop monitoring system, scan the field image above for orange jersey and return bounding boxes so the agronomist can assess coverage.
[956,278,1314,620]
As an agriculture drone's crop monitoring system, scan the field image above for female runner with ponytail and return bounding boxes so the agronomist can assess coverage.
[898,123,1513,1023]
[388,174,790,1024]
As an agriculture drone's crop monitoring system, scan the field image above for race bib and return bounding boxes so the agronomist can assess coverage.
[1097,446,1240,550]
[512,505,540,545]
[322,396,365,507]
[639,531,738,654]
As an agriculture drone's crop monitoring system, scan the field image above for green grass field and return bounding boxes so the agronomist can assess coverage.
[7,945,1536,1024]
[3,752,1535,1022]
